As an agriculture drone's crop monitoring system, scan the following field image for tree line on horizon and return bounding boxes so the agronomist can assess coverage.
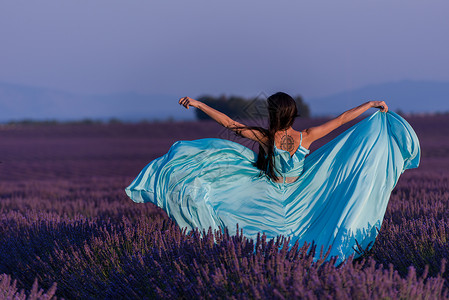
[194,94,310,122]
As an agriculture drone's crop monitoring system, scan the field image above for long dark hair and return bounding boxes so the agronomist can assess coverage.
[254,92,299,181]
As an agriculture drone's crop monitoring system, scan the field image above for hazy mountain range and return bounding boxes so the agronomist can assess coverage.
[308,80,449,116]
[0,80,448,122]
[0,82,191,122]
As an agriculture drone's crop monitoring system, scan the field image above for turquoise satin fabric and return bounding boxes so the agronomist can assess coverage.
[125,111,420,263]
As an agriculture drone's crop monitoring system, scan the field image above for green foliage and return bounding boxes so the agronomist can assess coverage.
[195,94,310,121]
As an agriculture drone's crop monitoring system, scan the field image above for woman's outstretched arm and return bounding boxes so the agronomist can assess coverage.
[303,101,388,147]
[179,96,268,144]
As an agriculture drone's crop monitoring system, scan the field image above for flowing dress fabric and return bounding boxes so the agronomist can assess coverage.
[125,111,420,263]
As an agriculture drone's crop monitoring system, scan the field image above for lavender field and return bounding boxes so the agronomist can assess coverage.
[1,113,449,299]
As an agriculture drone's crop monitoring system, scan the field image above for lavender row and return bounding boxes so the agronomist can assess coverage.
[0,209,446,299]
[0,273,56,300]
[0,171,447,298]
[2,173,447,223]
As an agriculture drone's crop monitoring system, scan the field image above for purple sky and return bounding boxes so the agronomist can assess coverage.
[1,0,449,100]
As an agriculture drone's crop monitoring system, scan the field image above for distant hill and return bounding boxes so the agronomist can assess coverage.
[1,80,448,122]
[308,80,449,116]
[0,82,193,122]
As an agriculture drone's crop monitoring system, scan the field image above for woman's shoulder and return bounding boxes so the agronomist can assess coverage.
[297,129,312,150]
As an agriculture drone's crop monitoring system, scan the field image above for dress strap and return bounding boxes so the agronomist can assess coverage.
[300,131,303,146]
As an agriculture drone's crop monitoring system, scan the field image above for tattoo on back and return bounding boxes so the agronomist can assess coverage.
[280,134,295,152]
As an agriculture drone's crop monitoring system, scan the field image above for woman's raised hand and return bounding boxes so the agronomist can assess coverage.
[179,96,201,109]
[371,101,388,112]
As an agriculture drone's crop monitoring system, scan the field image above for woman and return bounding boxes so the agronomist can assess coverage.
[126,92,420,263]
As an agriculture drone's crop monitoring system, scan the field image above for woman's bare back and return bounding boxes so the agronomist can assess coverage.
[274,129,308,156]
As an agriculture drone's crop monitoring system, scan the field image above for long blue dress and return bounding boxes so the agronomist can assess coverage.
[125,111,420,263]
